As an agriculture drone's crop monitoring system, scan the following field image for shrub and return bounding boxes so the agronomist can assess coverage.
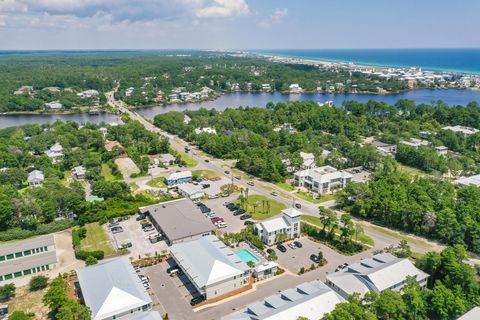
[85,256,98,266]
[75,249,104,261]
[8,311,32,320]
[0,220,73,242]
[0,283,16,300]
[29,275,49,291]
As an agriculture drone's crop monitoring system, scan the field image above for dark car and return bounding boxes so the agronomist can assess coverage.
[244,220,254,226]
[266,248,275,255]
[200,207,211,213]
[224,170,230,175]
[233,210,243,216]
[277,244,287,253]
[240,214,252,220]
[294,203,302,209]
[190,296,206,306]
[310,254,320,263]
[294,241,303,248]
[205,159,210,163]
[136,214,145,221]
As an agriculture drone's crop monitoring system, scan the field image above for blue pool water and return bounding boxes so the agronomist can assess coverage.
[236,249,260,265]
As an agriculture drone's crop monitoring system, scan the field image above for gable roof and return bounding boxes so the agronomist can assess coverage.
[28,170,44,182]
[77,257,151,320]
[223,280,344,320]
[170,235,249,288]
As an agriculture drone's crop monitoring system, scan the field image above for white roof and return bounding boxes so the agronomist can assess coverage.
[158,153,175,163]
[443,125,479,136]
[167,170,192,181]
[255,261,278,273]
[454,174,480,187]
[28,170,44,182]
[223,280,344,320]
[256,216,290,234]
[295,166,353,183]
[77,257,152,320]
[327,253,429,296]
[282,207,301,219]
[177,183,204,196]
[458,307,480,320]
[170,235,249,288]
[299,152,314,161]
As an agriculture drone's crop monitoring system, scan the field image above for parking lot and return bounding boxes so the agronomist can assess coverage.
[274,237,353,274]
[104,216,168,258]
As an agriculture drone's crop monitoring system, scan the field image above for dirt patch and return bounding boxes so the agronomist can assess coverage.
[115,157,140,178]
[8,285,49,320]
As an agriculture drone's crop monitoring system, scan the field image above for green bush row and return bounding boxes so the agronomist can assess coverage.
[0,220,73,242]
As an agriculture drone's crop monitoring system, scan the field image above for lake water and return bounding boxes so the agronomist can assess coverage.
[1,89,480,129]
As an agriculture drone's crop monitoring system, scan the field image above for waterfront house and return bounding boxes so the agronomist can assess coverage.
[254,208,301,245]
[45,101,63,110]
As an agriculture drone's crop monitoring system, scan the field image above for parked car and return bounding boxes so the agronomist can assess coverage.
[270,191,278,196]
[167,266,180,276]
[221,192,230,197]
[223,202,232,206]
[240,214,252,220]
[111,227,123,234]
[277,244,287,253]
[208,195,219,199]
[190,296,205,306]
[136,214,145,221]
[234,175,241,180]
[294,203,302,209]
[294,241,303,248]
[244,220,254,226]
[211,217,223,223]
[202,183,210,189]
[310,254,320,263]
[288,242,297,249]
[134,266,141,273]
[233,210,243,216]
[266,248,275,255]
[217,222,227,228]
[247,181,254,186]
[109,221,119,227]
[205,159,210,163]
[224,170,230,175]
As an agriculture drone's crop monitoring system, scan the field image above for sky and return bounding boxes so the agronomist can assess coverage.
[0,0,479,50]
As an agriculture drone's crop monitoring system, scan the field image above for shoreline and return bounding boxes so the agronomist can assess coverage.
[244,50,480,76]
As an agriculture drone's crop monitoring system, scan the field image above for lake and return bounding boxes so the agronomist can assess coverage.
[1,89,479,129]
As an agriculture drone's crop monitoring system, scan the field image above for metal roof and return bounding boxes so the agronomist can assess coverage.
[0,251,57,276]
[132,311,163,320]
[223,280,344,320]
[170,235,249,289]
[27,170,44,182]
[0,234,54,256]
[77,257,152,320]
[166,171,192,181]
[140,199,214,243]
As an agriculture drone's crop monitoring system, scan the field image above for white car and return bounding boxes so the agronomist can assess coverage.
[143,282,151,290]
[288,242,297,249]
[217,222,227,228]
[138,274,147,282]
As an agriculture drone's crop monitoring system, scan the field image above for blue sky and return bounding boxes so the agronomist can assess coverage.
[0,0,478,50]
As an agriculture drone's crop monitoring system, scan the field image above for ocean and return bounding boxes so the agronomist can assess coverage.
[251,49,480,75]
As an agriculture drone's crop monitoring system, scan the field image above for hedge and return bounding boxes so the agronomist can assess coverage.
[0,220,73,243]
[72,226,105,261]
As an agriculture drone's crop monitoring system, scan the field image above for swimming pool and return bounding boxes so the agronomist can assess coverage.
[236,249,260,265]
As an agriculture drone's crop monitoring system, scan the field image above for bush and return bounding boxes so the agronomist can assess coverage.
[0,220,73,242]
[8,311,32,320]
[75,249,104,261]
[29,275,49,291]
[0,283,16,300]
[302,224,364,255]
[85,256,98,266]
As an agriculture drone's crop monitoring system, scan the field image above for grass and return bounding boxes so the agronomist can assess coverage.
[368,224,431,248]
[295,192,337,204]
[179,151,199,168]
[236,194,286,220]
[80,223,116,256]
[102,163,117,181]
[301,215,374,247]
[9,285,49,319]
[193,170,220,181]
[128,182,139,191]
[275,182,295,192]
[146,177,167,188]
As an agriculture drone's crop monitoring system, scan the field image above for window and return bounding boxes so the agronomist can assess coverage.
[6,254,14,260]
[44,246,48,251]
[23,269,31,275]
[15,252,23,258]
[40,247,44,252]
[0,256,5,261]
[4,274,12,280]
[23,250,31,256]
[46,265,49,270]
[14,272,22,278]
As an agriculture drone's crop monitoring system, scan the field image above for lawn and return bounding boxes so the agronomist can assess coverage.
[179,151,199,168]
[193,170,220,181]
[236,194,286,220]
[275,182,295,192]
[367,224,431,248]
[146,177,167,188]
[295,191,336,204]
[102,163,117,181]
[301,215,374,247]
[80,223,116,256]
[9,285,49,319]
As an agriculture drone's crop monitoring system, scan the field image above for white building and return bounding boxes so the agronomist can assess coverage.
[261,84,272,92]
[443,125,479,136]
[435,146,449,156]
[299,152,315,170]
[170,235,250,300]
[28,170,44,187]
[294,166,353,195]
[77,89,99,98]
[45,101,63,110]
[45,143,64,164]
[194,127,217,135]
[454,174,480,187]
[156,153,176,167]
[222,280,344,320]
[77,258,160,320]
[253,261,278,280]
[289,84,303,94]
[72,166,87,180]
[177,183,205,200]
[254,208,301,245]
[326,253,429,298]
[371,141,397,156]
[400,138,431,148]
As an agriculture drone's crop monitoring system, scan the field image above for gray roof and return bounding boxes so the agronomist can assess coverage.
[0,234,54,256]
[170,235,249,289]
[223,280,344,320]
[140,199,214,242]
[458,307,480,320]
[133,311,163,320]
[27,170,44,183]
[0,251,57,276]
[326,253,429,296]
[77,257,152,320]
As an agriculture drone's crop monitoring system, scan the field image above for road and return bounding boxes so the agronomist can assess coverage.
[107,92,444,255]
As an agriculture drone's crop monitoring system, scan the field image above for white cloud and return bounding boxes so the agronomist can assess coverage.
[196,0,249,18]
[260,7,288,28]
